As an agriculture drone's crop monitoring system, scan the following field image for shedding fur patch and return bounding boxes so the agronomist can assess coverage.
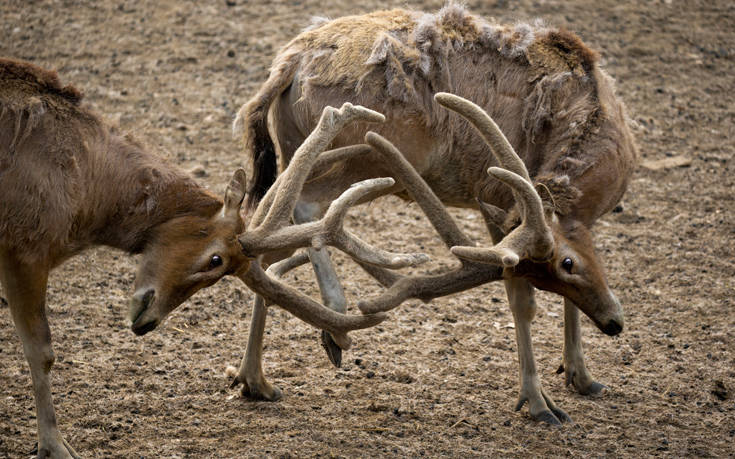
[1,58,87,152]
[535,174,583,216]
[253,4,611,208]
[291,4,600,113]
[361,32,422,103]
[4,96,47,152]
[0,58,83,104]
[527,28,599,79]
[303,16,331,33]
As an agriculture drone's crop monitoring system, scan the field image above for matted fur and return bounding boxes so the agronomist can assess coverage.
[234,4,634,221]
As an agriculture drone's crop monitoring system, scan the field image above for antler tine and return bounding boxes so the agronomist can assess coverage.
[357,260,502,314]
[434,92,553,266]
[310,144,373,182]
[248,144,372,231]
[435,92,531,182]
[320,178,430,268]
[266,250,311,279]
[240,177,429,269]
[364,131,473,249]
[239,261,387,350]
[477,199,508,235]
[250,103,384,234]
[340,131,503,315]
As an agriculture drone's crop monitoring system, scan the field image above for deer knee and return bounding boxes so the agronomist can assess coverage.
[505,280,537,321]
[39,346,56,373]
[510,298,538,322]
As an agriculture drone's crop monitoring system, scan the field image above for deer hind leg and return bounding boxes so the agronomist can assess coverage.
[0,254,80,458]
[293,201,347,368]
[504,278,572,425]
[230,295,283,401]
[558,298,607,395]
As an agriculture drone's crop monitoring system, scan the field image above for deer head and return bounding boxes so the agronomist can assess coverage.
[128,103,426,342]
[509,218,622,335]
[129,170,251,335]
[435,92,623,336]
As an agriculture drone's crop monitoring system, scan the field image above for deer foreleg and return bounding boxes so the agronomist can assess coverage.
[1,256,79,458]
[558,298,607,395]
[505,278,572,425]
[230,295,282,401]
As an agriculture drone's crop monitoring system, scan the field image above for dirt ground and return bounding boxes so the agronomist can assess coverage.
[1,0,733,457]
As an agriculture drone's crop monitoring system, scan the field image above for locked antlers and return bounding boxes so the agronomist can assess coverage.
[239,103,428,269]
[234,103,430,346]
[232,94,554,336]
[357,92,555,314]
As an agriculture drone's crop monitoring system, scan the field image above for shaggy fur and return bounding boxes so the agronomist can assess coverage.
[235,4,637,222]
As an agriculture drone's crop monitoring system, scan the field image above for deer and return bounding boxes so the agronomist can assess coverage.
[0,58,413,457]
[231,4,638,424]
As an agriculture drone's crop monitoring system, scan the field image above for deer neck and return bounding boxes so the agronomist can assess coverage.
[82,131,223,254]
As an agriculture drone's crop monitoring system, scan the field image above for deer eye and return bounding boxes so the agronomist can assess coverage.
[561,257,574,273]
[208,254,223,270]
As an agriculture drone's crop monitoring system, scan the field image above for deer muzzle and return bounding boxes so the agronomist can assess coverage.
[129,288,159,336]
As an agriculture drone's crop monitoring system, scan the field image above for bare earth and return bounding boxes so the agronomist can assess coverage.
[1,0,733,457]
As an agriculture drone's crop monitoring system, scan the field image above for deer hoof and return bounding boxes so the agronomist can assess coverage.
[533,410,563,426]
[226,366,283,401]
[562,365,608,396]
[548,405,573,424]
[578,380,608,396]
[321,330,343,368]
[242,380,283,402]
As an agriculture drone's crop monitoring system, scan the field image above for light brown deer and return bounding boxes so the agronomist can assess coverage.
[0,58,397,457]
[232,5,638,424]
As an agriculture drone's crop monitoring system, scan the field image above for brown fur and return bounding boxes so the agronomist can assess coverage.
[0,57,222,265]
[1,58,241,456]
[0,58,83,104]
[235,5,637,221]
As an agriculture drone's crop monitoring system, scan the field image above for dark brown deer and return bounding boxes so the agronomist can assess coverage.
[232,5,637,424]
[0,58,395,457]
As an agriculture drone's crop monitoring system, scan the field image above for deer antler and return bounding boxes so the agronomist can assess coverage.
[356,131,503,314]
[239,103,427,269]
[356,92,555,314]
[235,102,433,339]
[434,92,554,266]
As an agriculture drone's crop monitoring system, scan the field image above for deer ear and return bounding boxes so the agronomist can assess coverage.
[224,169,247,218]
[476,198,508,236]
[534,182,556,221]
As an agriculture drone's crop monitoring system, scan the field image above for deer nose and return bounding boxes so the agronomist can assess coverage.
[130,288,155,322]
[602,319,623,336]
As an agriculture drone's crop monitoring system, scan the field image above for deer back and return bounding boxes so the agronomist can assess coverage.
[266,6,637,220]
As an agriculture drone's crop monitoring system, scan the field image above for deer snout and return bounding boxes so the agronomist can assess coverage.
[602,318,623,336]
[129,288,158,336]
[599,291,624,336]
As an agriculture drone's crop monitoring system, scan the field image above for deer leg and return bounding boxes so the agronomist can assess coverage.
[231,295,282,401]
[558,298,607,395]
[505,278,572,425]
[293,201,347,368]
[0,255,80,458]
